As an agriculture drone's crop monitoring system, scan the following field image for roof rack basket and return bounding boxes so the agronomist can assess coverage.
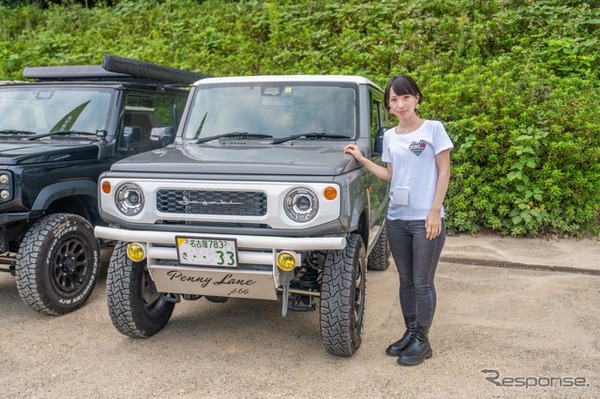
[23,54,209,86]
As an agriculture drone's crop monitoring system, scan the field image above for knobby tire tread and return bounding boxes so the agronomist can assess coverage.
[106,242,146,337]
[106,241,174,338]
[367,223,390,271]
[320,234,366,357]
[15,213,99,315]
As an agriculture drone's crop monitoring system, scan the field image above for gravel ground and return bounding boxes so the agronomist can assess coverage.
[1,249,599,399]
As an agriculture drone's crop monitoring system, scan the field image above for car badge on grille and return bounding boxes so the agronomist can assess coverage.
[178,196,243,206]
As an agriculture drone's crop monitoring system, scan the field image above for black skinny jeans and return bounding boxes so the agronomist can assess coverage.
[387,218,446,328]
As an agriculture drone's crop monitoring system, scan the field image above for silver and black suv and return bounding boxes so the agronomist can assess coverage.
[95,75,391,357]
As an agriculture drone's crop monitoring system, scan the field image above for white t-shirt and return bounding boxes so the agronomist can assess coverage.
[382,120,453,221]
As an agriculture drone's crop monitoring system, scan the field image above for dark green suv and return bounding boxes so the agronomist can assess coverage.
[0,55,206,315]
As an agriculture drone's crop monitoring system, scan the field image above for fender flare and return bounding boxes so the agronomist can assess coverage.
[31,180,98,211]
[338,169,369,234]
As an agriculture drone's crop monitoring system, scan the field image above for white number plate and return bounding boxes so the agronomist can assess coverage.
[176,237,238,267]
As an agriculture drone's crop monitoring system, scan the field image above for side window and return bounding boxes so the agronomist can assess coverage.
[368,87,388,154]
[120,95,177,152]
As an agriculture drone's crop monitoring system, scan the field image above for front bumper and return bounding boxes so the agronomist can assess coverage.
[95,226,346,253]
[95,226,346,300]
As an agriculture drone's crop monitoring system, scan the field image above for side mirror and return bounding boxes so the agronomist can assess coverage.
[96,129,108,140]
[123,126,143,148]
[95,129,113,159]
[150,126,176,147]
[373,126,389,155]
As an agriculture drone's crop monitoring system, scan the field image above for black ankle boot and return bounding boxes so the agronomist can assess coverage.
[385,317,416,356]
[397,324,432,366]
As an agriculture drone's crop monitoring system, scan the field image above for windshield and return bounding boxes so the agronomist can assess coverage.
[182,82,357,141]
[0,87,112,135]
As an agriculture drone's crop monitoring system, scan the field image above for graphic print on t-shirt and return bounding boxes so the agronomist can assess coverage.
[409,140,427,156]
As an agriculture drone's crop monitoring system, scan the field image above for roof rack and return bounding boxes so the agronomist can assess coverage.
[23,54,210,85]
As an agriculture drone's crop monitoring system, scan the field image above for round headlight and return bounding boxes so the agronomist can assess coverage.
[284,188,318,222]
[115,183,144,216]
[0,174,10,185]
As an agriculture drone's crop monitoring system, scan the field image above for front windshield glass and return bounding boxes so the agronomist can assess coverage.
[182,82,357,141]
[0,87,112,135]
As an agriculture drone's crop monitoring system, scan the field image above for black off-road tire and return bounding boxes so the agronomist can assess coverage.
[367,222,390,271]
[15,213,100,315]
[320,233,367,357]
[106,241,175,338]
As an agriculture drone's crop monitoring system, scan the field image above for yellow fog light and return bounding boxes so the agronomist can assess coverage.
[126,243,147,262]
[276,251,297,272]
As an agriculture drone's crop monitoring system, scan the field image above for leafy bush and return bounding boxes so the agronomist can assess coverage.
[0,0,598,237]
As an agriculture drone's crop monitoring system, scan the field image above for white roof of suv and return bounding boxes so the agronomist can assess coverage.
[194,75,379,87]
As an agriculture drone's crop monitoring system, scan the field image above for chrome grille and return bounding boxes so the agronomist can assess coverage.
[156,190,267,216]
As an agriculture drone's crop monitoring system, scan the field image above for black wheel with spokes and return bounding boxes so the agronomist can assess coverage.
[15,213,100,315]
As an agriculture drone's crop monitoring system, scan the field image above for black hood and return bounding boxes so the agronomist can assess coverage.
[0,142,99,165]
[110,142,359,176]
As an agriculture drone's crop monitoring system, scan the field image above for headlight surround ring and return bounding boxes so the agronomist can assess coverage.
[284,187,319,222]
[115,183,145,216]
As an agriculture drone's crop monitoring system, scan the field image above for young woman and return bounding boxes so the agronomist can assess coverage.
[344,74,453,366]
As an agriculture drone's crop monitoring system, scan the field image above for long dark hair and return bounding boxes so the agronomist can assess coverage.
[384,74,423,111]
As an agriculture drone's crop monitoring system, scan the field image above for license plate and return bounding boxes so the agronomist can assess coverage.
[176,236,238,267]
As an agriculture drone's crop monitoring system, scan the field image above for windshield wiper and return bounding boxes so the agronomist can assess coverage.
[28,130,98,140]
[0,129,36,136]
[272,132,349,144]
[196,132,273,144]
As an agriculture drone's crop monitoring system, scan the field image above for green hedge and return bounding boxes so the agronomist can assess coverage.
[0,0,598,237]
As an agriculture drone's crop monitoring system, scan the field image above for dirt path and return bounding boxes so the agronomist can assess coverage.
[1,254,598,398]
